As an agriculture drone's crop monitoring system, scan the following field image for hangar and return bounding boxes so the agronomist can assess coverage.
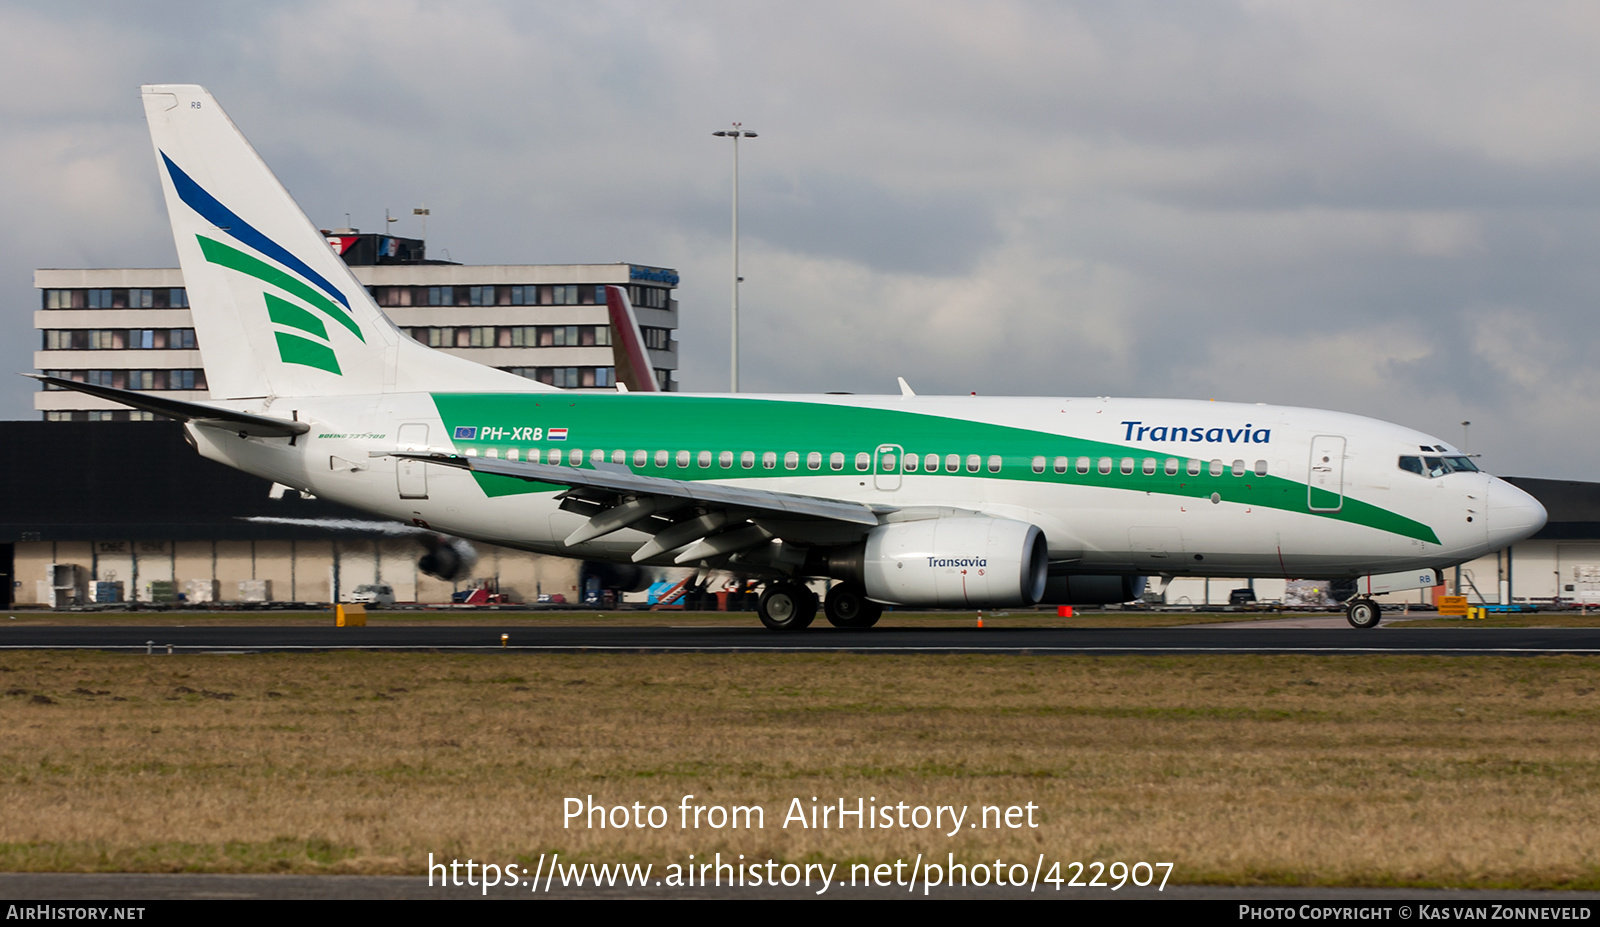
[0,421,580,607]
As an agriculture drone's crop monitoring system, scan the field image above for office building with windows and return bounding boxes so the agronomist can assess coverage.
[34,231,680,420]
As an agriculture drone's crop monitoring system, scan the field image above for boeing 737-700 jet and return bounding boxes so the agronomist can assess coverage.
[34,85,1549,630]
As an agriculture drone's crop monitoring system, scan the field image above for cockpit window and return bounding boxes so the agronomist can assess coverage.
[1399,454,1479,478]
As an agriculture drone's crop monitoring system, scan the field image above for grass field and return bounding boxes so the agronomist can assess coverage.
[2,649,1599,888]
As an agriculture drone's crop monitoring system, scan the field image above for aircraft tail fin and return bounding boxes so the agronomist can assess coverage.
[141,84,550,399]
[604,285,659,392]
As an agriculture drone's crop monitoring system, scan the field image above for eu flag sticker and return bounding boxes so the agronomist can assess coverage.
[453,426,478,440]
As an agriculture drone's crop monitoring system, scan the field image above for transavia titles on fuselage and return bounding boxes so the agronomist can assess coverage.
[36,84,1548,631]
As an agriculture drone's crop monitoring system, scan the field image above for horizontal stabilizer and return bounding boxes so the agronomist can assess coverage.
[24,374,308,437]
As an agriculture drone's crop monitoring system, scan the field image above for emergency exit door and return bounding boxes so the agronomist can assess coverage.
[874,444,903,491]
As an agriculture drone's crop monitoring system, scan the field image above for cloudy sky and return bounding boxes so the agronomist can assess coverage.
[4,1,1600,478]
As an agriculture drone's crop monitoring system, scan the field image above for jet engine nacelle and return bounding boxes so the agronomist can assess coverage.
[852,516,1048,608]
[1039,574,1148,605]
[418,534,478,582]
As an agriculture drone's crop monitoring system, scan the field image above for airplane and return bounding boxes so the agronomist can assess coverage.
[32,84,1549,630]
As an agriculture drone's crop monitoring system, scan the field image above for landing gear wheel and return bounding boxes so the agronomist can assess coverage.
[824,584,883,629]
[758,582,818,631]
[1346,598,1382,629]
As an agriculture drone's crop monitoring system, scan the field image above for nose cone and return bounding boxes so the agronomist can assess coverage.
[1488,479,1548,549]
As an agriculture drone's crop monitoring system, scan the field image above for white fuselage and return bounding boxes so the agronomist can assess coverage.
[185,391,1547,581]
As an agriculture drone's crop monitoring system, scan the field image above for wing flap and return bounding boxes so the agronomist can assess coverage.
[382,450,885,567]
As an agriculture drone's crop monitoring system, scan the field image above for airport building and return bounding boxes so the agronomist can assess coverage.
[0,421,585,607]
[0,414,1591,612]
[33,231,681,421]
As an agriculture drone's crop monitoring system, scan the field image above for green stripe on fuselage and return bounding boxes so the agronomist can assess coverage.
[428,393,1442,545]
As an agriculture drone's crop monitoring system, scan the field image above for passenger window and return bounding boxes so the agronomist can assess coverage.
[786,451,801,470]
[1120,458,1134,475]
[676,450,690,468]
[592,449,606,465]
[882,453,896,471]
[1165,458,1179,475]
[856,452,872,471]
[1077,457,1091,474]
[1098,457,1113,474]
[612,450,625,465]
[485,448,499,459]
[807,451,822,470]
[904,454,919,472]
[1231,459,1245,477]
[741,451,755,469]
[1254,460,1268,477]
[945,454,960,473]
[966,454,981,473]
[927,454,941,472]
[1054,457,1069,474]
[719,451,733,468]
[635,450,647,468]
[697,450,712,468]
[1142,458,1157,475]
[832,452,846,471]
[507,449,519,461]
[988,455,1002,473]
[1032,456,1047,474]
[549,449,563,465]
[762,451,776,469]
[654,450,668,468]
[1187,459,1201,476]
[1209,459,1223,477]
[570,449,583,467]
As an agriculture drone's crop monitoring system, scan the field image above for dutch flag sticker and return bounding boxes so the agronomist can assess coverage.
[548,428,568,441]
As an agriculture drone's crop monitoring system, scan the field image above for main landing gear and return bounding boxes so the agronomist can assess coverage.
[1345,597,1382,629]
[757,582,818,631]
[823,583,883,629]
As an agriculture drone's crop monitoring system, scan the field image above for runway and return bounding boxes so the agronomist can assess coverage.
[3,623,1600,655]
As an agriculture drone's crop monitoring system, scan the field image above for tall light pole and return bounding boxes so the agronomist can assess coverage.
[713,124,756,392]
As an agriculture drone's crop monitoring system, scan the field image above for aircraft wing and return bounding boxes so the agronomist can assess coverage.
[384,450,885,566]
[23,374,309,437]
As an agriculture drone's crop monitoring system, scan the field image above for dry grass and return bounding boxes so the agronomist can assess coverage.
[1,651,1598,888]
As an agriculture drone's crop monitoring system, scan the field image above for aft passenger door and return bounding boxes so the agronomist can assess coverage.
[874,444,903,491]
[1308,435,1345,512]
[396,423,430,500]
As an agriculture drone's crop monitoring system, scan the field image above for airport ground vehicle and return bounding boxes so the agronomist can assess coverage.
[36,85,1548,631]
[346,583,395,606]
